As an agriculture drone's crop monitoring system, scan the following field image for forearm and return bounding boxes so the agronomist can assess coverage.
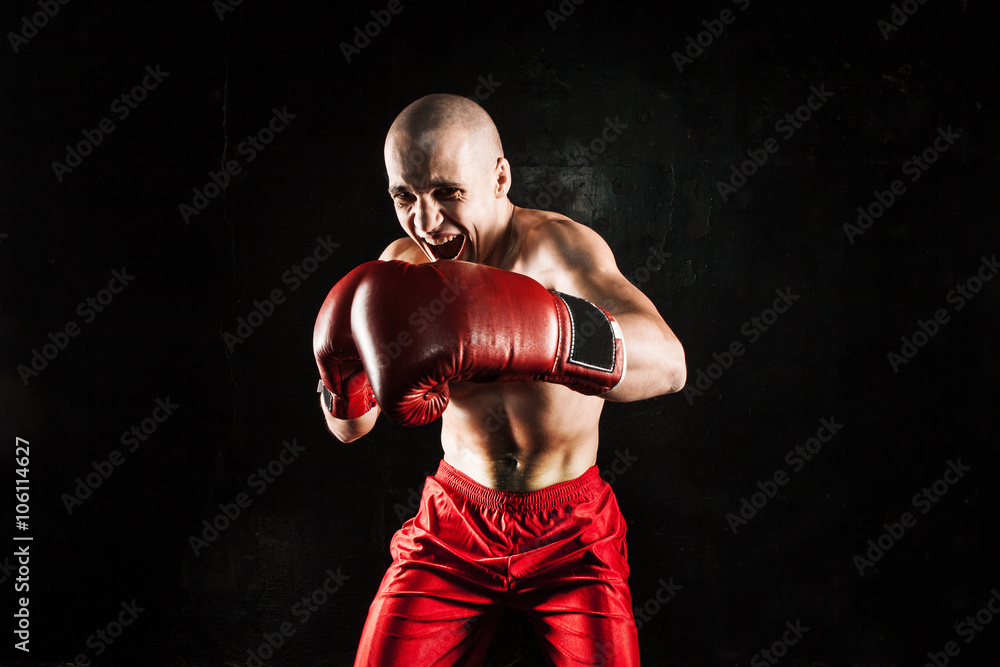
[602,310,685,402]
[321,397,379,443]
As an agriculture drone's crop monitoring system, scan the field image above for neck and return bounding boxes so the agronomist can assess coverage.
[481,201,516,268]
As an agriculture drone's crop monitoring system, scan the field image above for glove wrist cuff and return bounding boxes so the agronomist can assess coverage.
[549,291,626,393]
[317,379,376,420]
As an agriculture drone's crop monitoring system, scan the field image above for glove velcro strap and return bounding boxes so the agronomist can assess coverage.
[317,377,376,420]
[550,291,626,392]
[318,380,336,413]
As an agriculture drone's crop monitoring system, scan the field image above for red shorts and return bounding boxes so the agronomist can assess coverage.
[354,460,639,666]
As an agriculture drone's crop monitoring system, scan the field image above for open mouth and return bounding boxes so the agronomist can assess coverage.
[425,234,466,261]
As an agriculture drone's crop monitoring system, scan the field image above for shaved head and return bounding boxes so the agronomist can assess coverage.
[384,94,514,266]
[386,93,503,171]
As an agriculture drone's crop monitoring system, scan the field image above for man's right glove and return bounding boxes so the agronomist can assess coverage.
[313,261,382,420]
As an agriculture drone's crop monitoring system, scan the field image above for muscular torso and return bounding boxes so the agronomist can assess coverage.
[386,208,606,492]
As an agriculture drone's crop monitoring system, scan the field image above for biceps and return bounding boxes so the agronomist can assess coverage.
[578,271,659,321]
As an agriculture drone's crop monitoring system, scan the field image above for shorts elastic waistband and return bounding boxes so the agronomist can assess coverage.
[434,460,604,512]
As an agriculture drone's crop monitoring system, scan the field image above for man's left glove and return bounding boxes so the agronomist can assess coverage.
[351,259,625,427]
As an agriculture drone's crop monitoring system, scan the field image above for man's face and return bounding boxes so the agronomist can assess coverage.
[385,127,504,264]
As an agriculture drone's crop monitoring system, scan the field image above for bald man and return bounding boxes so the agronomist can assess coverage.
[314,94,685,666]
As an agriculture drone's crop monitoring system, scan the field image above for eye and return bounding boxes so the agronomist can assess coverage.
[392,192,415,206]
[436,188,461,200]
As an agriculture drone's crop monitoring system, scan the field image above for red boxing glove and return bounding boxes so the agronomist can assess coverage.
[313,262,381,420]
[351,260,625,426]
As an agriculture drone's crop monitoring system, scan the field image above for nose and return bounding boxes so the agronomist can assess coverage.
[412,196,444,236]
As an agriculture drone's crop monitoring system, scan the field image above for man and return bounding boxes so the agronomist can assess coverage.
[314,93,685,665]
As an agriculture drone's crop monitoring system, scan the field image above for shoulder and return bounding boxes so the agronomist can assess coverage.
[379,237,430,263]
[511,207,620,293]
[516,208,617,272]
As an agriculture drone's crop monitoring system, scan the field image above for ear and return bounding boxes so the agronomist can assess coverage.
[494,157,512,198]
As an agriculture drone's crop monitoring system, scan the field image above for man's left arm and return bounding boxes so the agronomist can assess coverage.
[531,219,686,402]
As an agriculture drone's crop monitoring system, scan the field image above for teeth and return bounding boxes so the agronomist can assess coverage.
[426,235,459,246]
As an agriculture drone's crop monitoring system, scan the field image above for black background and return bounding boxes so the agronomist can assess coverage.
[2,0,998,665]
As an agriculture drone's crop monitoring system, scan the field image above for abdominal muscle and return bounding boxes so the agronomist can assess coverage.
[439,379,605,492]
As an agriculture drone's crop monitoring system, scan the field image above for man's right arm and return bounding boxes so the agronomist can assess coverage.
[322,395,379,443]
[318,238,426,443]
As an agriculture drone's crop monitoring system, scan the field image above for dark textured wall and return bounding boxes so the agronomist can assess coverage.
[2,0,998,665]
